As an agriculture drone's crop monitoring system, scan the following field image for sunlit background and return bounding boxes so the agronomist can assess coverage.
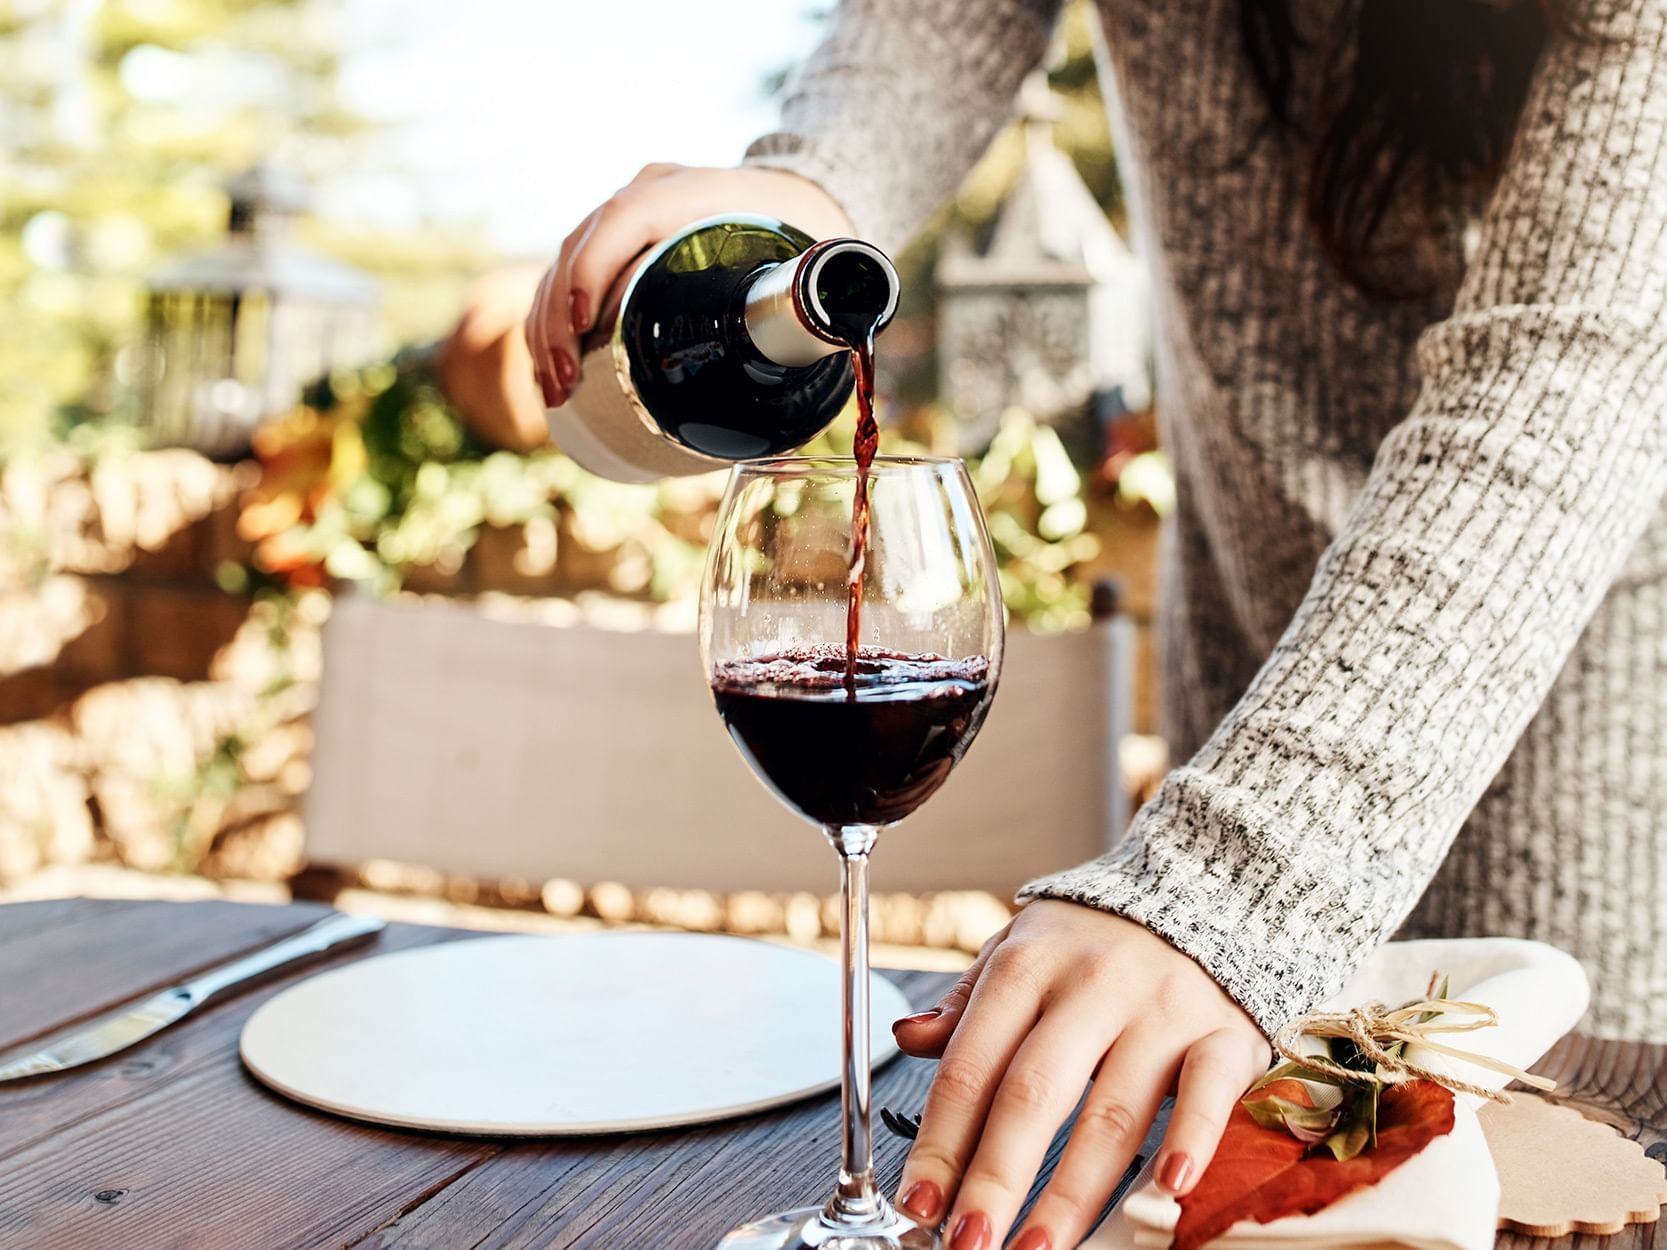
[1,0,829,434]
[0,0,1169,952]
[334,0,827,252]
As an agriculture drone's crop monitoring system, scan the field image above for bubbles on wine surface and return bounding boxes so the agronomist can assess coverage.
[712,646,990,698]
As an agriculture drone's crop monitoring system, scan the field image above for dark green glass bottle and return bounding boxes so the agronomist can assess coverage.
[548,215,898,482]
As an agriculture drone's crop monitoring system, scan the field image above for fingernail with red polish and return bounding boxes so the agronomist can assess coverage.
[569,290,590,335]
[553,350,576,387]
[950,1210,991,1250]
[1158,1152,1195,1194]
[893,1009,942,1031]
[898,1179,942,1222]
[1011,1229,1052,1250]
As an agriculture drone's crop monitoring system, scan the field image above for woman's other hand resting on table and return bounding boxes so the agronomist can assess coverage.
[892,900,1270,1250]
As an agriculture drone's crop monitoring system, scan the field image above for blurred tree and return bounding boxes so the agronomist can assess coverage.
[0,0,498,452]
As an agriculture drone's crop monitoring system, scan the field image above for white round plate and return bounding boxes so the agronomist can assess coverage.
[240,931,910,1136]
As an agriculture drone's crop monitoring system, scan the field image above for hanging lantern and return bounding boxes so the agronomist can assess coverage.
[935,72,1149,462]
[141,164,377,460]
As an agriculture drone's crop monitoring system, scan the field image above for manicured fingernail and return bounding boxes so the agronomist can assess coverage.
[1011,1230,1052,1250]
[553,349,576,387]
[1158,1151,1195,1194]
[950,1211,990,1250]
[898,1179,942,1222]
[536,370,557,407]
[894,1009,942,1031]
[569,290,590,335]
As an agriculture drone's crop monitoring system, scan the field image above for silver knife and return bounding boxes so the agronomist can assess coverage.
[0,911,386,1081]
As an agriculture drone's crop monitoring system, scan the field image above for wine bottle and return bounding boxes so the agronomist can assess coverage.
[547,215,898,482]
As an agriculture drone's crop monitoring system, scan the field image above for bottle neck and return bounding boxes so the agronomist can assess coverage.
[740,238,899,369]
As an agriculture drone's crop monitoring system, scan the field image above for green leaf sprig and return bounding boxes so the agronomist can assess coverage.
[1244,975,1450,1161]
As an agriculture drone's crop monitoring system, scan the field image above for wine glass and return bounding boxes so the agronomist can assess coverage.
[701,455,1005,1250]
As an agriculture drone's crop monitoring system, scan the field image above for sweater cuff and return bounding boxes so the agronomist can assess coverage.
[742,135,908,257]
[1015,767,1377,1038]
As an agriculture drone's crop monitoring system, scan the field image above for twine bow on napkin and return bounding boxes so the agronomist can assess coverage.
[1271,976,1558,1103]
[1092,938,1592,1250]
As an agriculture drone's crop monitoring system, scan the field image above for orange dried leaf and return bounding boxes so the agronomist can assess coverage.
[1173,1080,1456,1250]
[1245,1078,1319,1110]
[1242,1076,1322,1115]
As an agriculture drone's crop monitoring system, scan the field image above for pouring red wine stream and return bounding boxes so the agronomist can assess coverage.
[844,328,878,692]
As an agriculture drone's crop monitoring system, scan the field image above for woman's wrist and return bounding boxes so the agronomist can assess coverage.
[1015,770,1371,1040]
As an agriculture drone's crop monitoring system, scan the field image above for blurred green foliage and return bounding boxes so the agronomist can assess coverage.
[242,357,1100,630]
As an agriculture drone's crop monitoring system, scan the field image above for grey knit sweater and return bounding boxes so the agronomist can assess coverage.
[746,0,1667,1042]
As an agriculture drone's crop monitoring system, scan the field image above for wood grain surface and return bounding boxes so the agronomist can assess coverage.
[0,899,1659,1249]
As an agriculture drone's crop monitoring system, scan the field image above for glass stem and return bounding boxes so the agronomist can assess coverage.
[825,824,883,1226]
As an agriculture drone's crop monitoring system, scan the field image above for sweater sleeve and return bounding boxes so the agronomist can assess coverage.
[742,0,1064,255]
[1019,0,1667,1036]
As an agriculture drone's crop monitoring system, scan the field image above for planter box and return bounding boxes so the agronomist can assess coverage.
[305,595,1132,897]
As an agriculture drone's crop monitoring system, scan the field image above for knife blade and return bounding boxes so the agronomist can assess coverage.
[0,911,385,1082]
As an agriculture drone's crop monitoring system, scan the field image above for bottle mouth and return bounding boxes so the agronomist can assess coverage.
[797,240,900,342]
[741,237,900,368]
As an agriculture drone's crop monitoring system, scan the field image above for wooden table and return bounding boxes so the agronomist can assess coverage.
[0,900,1661,1249]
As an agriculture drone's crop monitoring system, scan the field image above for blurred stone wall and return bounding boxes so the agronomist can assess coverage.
[0,453,251,723]
[0,451,300,883]
[0,451,727,891]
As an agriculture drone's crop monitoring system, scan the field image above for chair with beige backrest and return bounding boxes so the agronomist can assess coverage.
[300,591,1132,898]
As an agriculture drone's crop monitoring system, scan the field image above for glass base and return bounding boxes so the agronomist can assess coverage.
[714,1202,939,1249]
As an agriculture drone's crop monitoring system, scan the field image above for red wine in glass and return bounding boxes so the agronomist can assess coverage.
[712,647,993,828]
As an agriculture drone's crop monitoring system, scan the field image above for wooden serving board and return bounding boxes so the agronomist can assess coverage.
[1480,1092,1667,1237]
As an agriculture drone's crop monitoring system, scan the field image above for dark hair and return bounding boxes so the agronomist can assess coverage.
[1238,0,1553,294]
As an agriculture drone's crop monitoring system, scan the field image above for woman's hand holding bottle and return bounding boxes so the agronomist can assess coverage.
[523,163,852,408]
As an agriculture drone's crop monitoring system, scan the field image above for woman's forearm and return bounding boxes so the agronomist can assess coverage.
[1021,0,1667,1036]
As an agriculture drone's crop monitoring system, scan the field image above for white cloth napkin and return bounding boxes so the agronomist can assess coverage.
[1086,937,1590,1250]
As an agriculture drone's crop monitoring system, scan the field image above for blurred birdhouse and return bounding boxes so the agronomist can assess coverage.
[936,71,1149,463]
[141,164,377,460]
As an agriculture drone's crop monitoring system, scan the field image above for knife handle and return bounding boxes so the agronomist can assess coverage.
[178,912,387,1006]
